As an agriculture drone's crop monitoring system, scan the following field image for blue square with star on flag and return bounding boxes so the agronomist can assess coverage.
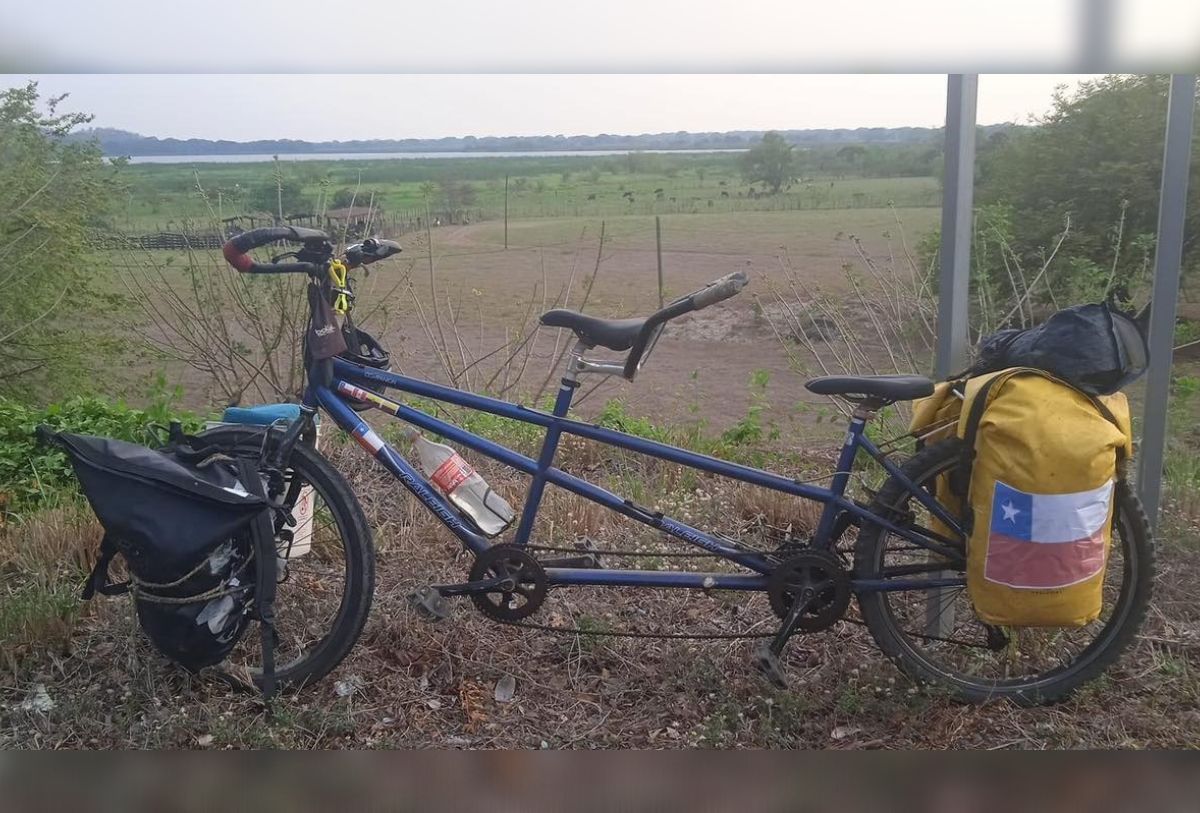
[990,481,1033,541]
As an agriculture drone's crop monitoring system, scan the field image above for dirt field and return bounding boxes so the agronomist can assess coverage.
[111,206,939,436]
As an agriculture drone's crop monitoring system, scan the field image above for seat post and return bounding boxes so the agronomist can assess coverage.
[563,338,591,386]
[552,339,592,418]
[852,397,888,422]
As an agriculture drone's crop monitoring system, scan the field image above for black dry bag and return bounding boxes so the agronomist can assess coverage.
[968,302,1148,396]
[38,429,269,671]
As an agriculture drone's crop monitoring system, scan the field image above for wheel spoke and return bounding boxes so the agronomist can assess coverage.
[855,439,1149,702]
[201,431,373,691]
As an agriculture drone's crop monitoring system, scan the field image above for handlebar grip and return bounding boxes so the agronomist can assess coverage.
[222,226,331,274]
[690,271,749,310]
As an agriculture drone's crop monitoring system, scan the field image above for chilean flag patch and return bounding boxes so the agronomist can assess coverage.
[985,479,1113,590]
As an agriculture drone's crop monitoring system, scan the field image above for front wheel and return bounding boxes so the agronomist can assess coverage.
[198,426,376,691]
[854,438,1154,705]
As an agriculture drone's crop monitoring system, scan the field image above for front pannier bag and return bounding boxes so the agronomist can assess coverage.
[957,369,1133,627]
[38,429,272,671]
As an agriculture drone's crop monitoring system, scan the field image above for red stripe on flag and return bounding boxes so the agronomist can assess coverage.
[984,527,1106,589]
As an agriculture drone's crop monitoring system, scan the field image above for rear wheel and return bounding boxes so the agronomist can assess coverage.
[854,438,1154,705]
[198,426,375,691]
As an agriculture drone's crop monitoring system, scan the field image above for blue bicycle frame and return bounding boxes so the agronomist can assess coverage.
[303,356,967,595]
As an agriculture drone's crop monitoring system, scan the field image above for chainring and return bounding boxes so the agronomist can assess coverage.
[767,549,852,632]
[468,543,548,622]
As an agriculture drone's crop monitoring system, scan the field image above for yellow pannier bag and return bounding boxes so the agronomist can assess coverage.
[909,379,969,544]
[909,380,965,447]
[957,368,1133,627]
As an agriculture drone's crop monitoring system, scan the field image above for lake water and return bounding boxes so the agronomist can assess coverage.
[124,148,745,165]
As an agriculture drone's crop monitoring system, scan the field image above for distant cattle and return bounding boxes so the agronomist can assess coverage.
[587,193,596,200]
[720,191,730,198]
[718,180,727,186]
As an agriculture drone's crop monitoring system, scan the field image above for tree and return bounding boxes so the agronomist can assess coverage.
[976,75,1200,297]
[330,187,358,208]
[248,177,307,217]
[740,131,798,194]
[0,81,122,398]
[438,180,477,210]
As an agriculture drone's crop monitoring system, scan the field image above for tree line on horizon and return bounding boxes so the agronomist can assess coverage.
[70,123,1020,157]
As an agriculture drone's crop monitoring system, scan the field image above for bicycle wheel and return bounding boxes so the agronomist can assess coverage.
[854,438,1154,705]
[197,426,376,690]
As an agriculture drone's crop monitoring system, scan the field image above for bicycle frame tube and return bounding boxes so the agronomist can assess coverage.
[311,358,966,591]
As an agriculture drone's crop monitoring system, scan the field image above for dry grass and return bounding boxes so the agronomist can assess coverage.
[0,505,102,670]
[3,428,1200,749]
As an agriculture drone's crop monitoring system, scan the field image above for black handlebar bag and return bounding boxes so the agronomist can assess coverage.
[38,428,278,689]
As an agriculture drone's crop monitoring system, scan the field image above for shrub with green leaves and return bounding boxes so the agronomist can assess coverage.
[0,81,126,399]
[0,393,201,519]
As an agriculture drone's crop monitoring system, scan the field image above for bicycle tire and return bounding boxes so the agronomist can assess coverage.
[198,426,376,690]
[854,437,1155,705]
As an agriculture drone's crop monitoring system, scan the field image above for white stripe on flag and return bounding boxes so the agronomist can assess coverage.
[1029,480,1114,544]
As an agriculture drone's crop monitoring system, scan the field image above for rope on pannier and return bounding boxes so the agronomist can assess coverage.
[130,554,255,605]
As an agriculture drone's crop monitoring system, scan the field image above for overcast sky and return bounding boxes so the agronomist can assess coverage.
[0,74,1102,142]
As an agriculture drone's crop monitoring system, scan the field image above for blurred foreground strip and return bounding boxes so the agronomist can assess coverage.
[1,753,1197,810]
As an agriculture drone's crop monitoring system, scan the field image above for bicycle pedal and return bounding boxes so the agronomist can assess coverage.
[753,644,789,689]
[408,586,453,623]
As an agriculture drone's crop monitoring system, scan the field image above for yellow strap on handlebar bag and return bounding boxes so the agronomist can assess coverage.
[959,368,1132,627]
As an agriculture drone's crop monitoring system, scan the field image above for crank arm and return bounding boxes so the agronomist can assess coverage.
[433,575,512,597]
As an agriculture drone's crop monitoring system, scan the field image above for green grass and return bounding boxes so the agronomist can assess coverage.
[111,154,938,234]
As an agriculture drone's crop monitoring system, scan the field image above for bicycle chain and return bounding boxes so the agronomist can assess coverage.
[497,617,777,640]
[509,548,984,646]
[506,542,804,639]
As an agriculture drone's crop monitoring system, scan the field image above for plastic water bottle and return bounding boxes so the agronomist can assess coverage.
[403,427,516,537]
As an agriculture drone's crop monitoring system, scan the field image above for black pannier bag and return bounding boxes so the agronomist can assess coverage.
[37,428,276,677]
[968,302,1149,396]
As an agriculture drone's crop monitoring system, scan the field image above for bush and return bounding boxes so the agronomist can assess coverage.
[0,81,124,398]
[0,387,202,520]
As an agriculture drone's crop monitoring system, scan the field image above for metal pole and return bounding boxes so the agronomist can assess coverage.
[1137,74,1197,529]
[935,74,978,379]
[1080,0,1114,71]
[655,215,665,309]
[928,74,978,637]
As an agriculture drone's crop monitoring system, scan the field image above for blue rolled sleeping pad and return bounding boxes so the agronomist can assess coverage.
[221,403,303,426]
